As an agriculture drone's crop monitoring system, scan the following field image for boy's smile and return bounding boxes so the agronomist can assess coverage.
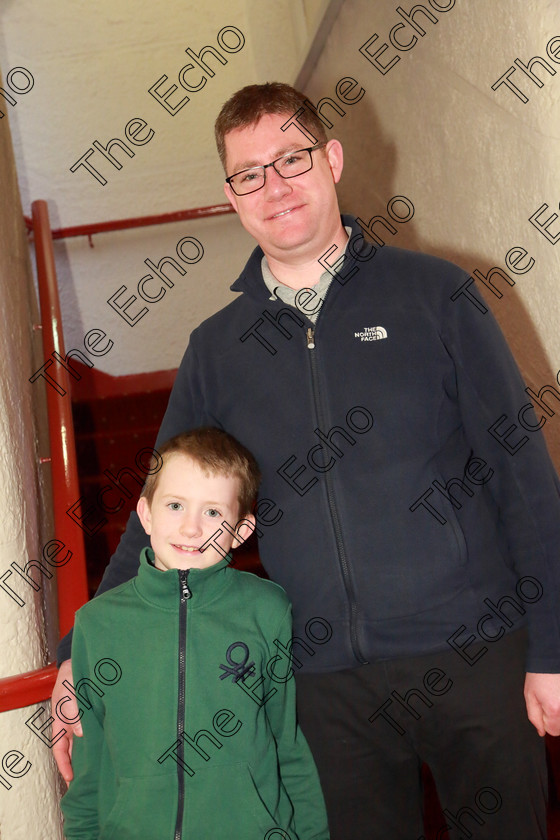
[137,453,254,571]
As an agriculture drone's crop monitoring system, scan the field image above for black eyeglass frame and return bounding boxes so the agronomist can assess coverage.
[225,142,328,196]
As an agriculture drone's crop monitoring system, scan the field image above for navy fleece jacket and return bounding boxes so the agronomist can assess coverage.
[59,215,560,673]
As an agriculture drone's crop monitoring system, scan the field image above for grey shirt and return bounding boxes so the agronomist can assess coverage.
[261,226,351,324]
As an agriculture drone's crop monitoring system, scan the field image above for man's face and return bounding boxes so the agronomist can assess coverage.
[223,113,344,262]
[136,453,254,571]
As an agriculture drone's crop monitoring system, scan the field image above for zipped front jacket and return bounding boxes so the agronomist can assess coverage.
[59,215,560,673]
[61,549,329,840]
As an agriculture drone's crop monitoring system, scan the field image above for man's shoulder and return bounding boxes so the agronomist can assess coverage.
[359,245,471,314]
[345,213,468,279]
[377,244,468,282]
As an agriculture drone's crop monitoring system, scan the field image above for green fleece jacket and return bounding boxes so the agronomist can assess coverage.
[61,549,329,840]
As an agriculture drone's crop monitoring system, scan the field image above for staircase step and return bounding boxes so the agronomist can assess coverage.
[75,430,159,476]
[72,392,171,435]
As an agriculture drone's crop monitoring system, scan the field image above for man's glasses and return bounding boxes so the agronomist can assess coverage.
[225,142,327,196]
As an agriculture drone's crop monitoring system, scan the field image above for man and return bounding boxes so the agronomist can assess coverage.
[53,83,560,839]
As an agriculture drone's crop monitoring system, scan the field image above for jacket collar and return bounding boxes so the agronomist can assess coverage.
[230,214,367,298]
[133,546,234,611]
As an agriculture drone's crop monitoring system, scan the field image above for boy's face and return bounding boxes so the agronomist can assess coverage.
[136,453,254,571]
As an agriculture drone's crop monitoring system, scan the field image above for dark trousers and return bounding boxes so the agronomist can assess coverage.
[295,629,547,839]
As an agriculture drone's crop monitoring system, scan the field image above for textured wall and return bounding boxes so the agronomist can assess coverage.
[0,82,63,840]
[305,0,560,461]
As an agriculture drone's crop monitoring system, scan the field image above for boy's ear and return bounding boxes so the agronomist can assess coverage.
[136,496,152,535]
[231,513,256,549]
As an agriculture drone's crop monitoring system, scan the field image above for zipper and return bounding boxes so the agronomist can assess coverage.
[173,569,191,840]
[305,326,367,665]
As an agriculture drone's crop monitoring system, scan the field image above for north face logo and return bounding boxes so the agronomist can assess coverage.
[354,326,387,341]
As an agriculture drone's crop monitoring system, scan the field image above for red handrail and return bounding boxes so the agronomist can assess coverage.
[0,201,90,713]
[23,203,235,240]
[0,664,58,710]
[32,200,90,634]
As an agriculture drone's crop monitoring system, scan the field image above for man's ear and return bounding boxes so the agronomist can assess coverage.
[325,138,344,185]
[137,496,152,536]
[231,513,256,549]
[224,181,239,214]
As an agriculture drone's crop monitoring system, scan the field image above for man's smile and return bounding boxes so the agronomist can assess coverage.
[266,205,303,221]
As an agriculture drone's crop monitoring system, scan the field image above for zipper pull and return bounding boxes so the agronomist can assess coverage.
[179,570,191,601]
[306,327,315,350]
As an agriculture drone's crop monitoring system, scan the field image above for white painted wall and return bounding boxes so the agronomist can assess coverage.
[50,214,256,375]
[1,0,327,375]
[0,83,63,840]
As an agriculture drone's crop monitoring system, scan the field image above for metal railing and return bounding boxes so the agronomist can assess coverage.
[1,199,233,712]
[0,200,90,711]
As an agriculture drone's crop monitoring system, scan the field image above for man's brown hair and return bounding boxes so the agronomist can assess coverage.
[141,428,261,515]
[214,82,328,171]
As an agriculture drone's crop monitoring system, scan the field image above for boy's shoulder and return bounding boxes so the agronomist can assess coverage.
[229,568,290,611]
[75,577,138,626]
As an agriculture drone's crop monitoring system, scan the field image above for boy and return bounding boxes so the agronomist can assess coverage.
[61,427,329,840]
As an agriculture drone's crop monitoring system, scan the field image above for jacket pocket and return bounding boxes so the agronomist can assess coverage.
[350,474,473,622]
[187,761,296,840]
[100,774,176,840]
